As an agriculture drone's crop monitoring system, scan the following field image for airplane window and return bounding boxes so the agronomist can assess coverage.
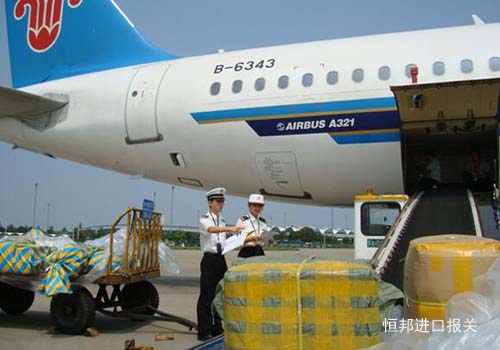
[327,71,338,85]
[433,61,445,76]
[210,82,221,96]
[302,73,314,87]
[352,68,364,83]
[232,80,243,94]
[405,64,417,78]
[278,75,289,89]
[255,78,266,91]
[461,59,474,74]
[490,57,500,72]
[378,66,391,80]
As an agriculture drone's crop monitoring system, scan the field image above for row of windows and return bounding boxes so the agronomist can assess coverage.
[210,57,500,95]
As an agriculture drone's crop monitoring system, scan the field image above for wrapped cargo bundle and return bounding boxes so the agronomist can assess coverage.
[224,258,383,350]
[404,234,500,320]
[0,237,101,296]
[0,238,51,275]
[0,228,179,296]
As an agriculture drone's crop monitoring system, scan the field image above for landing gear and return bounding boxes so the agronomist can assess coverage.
[0,282,35,315]
[50,287,96,335]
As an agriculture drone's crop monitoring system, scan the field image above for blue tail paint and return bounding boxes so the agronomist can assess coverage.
[4,0,175,87]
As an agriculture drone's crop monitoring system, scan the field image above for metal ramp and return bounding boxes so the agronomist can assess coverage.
[370,188,482,290]
[187,335,224,350]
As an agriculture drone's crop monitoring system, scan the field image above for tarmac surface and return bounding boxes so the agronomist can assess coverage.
[0,248,354,350]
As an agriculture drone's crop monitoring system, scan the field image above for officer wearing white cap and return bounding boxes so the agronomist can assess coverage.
[196,187,241,341]
[236,194,270,258]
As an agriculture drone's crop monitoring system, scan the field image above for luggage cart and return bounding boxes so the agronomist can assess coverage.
[0,208,197,335]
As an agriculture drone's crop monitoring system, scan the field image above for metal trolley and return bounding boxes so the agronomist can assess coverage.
[0,208,196,335]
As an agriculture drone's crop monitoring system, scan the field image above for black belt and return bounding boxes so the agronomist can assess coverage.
[204,252,223,256]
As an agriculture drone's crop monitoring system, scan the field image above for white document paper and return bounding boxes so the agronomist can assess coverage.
[222,228,254,255]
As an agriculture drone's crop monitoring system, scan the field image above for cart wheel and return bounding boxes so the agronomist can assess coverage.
[50,287,96,335]
[0,282,35,315]
[121,281,159,315]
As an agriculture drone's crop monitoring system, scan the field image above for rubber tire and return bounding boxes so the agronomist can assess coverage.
[0,282,35,315]
[121,281,159,316]
[50,288,96,335]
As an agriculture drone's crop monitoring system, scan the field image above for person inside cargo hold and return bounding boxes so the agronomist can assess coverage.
[463,151,493,192]
[196,188,241,341]
[236,194,272,258]
[417,151,441,190]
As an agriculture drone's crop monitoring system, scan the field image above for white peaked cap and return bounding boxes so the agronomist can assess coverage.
[206,187,226,200]
[248,194,265,204]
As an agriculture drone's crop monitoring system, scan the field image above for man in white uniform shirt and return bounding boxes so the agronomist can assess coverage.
[196,188,241,341]
[236,194,270,258]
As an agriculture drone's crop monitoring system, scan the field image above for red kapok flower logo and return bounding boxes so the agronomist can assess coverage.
[14,0,84,53]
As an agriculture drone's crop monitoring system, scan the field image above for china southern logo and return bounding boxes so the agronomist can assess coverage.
[14,0,84,53]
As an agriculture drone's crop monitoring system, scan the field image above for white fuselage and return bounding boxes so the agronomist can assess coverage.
[1,24,499,205]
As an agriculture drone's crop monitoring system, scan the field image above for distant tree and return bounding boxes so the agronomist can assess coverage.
[17,225,29,233]
[96,228,106,238]
[164,230,200,247]
[342,237,353,246]
[292,227,320,242]
[279,232,287,242]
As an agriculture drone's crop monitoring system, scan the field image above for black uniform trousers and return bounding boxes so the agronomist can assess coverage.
[197,252,227,337]
[238,245,265,258]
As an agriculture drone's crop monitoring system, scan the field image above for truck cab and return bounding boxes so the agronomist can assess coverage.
[354,189,408,260]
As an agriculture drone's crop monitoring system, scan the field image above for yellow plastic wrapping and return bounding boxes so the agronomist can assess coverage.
[224,259,381,350]
[404,235,500,320]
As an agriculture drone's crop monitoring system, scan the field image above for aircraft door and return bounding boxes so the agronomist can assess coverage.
[125,64,170,144]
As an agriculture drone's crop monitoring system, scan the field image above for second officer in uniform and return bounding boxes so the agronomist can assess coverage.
[236,194,271,258]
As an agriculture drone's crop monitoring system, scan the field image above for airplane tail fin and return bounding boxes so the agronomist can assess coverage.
[4,0,175,88]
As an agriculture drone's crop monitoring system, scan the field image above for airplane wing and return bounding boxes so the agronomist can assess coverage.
[0,86,67,119]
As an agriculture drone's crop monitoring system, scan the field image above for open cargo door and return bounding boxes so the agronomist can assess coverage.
[391,78,500,196]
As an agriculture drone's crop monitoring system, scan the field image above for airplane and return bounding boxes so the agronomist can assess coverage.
[0,0,499,211]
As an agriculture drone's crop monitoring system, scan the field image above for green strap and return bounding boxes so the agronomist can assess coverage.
[296,256,316,350]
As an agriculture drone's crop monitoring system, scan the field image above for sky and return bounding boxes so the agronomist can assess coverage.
[0,0,499,231]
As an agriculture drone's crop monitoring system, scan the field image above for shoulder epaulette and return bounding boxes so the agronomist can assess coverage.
[201,214,209,219]
[241,215,250,221]
[259,217,267,223]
